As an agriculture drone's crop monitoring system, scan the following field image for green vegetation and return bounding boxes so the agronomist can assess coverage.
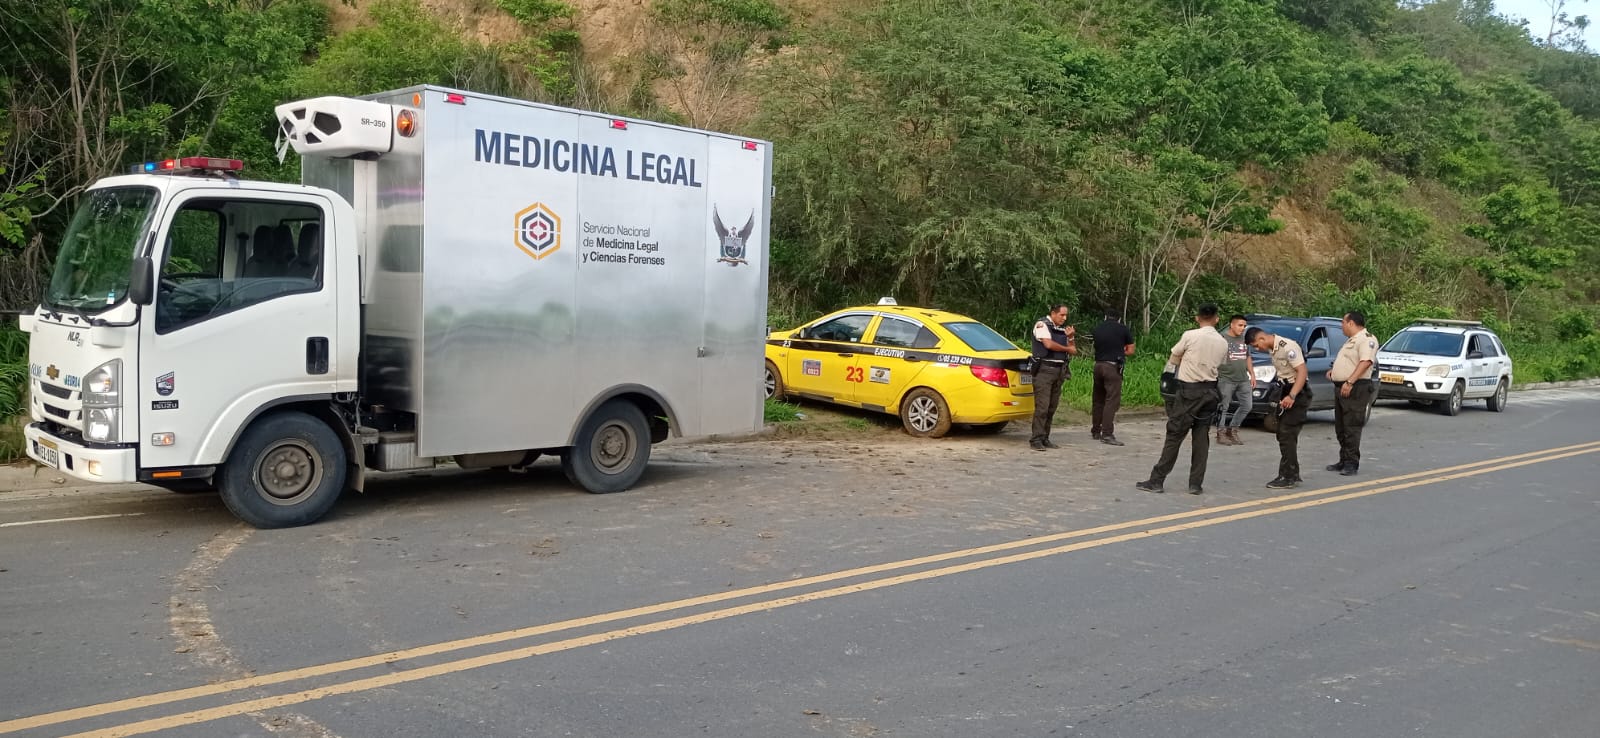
[0,324,26,460]
[763,398,801,424]
[3,0,1600,449]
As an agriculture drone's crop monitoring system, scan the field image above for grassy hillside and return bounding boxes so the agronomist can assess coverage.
[2,0,1598,444]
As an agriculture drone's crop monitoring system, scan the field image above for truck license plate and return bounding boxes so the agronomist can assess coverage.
[1380,373,1404,385]
[34,438,59,468]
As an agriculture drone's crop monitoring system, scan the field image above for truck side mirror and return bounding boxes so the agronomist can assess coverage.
[128,256,155,306]
[1305,347,1326,359]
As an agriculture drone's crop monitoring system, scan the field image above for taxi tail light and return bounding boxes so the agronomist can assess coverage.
[970,365,1009,388]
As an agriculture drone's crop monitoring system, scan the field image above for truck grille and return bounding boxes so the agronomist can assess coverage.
[37,382,73,400]
[43,403,73,420]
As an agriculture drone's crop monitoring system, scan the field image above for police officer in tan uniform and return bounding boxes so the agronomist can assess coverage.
[1326,311,1378,476]
[1136,304,1228,495]
[1028,304,1076,450]
[1247,326,1309,490]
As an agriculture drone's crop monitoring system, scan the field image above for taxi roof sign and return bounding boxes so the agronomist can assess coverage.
[877,297,898,305]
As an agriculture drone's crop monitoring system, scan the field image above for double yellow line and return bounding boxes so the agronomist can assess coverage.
[9,440,1598,738]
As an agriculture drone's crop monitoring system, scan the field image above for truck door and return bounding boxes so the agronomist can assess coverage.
[784,312,875,403]
[138,191,341,470]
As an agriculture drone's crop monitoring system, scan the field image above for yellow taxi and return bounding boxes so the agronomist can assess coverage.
[764,299,1035,437]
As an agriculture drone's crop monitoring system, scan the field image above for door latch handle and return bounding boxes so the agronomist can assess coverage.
[306,337,329,375]
[837,352,853,357]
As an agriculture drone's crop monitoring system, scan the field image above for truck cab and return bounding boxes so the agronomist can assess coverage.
[23,158,361,523]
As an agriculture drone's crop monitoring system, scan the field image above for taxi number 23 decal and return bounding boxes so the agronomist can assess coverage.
[845,366,865,383]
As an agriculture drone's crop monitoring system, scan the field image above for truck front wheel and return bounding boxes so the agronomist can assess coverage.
[562,400,651,493]
[217,412,348,528]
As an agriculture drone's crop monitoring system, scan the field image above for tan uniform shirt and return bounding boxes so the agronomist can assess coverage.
[1267,337,1306,381]
[1169,326,1229,383]
[1330,329,1378,382]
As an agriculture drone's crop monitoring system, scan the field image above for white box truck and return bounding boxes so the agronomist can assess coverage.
[19,85,772,528]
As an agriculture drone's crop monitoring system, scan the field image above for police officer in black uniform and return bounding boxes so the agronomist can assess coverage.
[1029,304,1076,450]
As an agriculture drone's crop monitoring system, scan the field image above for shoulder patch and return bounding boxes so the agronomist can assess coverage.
[1287,350,1298,360]
[1368,340,1376,349]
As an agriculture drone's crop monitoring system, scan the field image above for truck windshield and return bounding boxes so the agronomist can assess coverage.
[44,187,157,313]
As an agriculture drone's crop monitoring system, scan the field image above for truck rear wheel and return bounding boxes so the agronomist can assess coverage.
[217,411,348,529]
[562,400,651,493]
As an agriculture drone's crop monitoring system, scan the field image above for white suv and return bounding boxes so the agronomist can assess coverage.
[1375,320,1513,416]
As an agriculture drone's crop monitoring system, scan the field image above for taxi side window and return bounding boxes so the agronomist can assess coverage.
[872,317,923,348]
[808,314,873,343]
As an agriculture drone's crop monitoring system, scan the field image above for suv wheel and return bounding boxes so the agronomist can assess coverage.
[1440,382,1464,416]
[1486,379,1509,412]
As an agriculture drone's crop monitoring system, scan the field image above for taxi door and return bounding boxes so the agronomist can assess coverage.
[782,312,877,404]
[856,314,933,412]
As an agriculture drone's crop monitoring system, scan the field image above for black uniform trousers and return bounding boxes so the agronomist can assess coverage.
[1030,362,1068,444]
[1149,381,1220,488]
[1091,362,1124,437]
[1276,386,1312,481]
[1333,380,1375,468]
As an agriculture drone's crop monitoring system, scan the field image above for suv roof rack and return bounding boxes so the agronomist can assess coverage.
[1408,319,1484,328]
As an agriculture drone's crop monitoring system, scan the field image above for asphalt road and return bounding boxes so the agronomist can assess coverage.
[1,388,1597,737]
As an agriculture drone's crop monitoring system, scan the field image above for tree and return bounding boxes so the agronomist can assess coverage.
[1538,0,1592,50]
[1465,182,1577,320]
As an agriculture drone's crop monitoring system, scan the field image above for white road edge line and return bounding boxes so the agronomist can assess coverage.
[0,513,145,528]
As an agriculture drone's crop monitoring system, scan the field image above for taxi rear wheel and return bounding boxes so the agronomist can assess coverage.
[764,360,785,401]
[901,388,953,438]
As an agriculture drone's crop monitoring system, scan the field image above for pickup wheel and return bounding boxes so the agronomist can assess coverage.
[764,360,785,401]
[1486,379,1509,412]
[901,388,953,438]
[1440,382,1465,416]
[217,412,347,529]
[562,400,651,493]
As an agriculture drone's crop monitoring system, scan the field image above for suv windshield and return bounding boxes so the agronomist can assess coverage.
[943,321,1016,352]
[45,187,157,313]
[1383,330,1464,357]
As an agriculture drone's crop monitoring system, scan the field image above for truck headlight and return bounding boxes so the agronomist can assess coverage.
[83,359,122,443]
[86,408,119,443]
[1425,364,1451,377]
[1253,365,1276,382]
[83,359,122,406]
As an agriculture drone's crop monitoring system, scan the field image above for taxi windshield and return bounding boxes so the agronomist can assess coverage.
[45,187,157,313]
[943,321,1017,352]
[1383,330,1464,357]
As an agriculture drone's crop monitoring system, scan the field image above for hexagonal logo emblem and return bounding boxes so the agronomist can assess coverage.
[514,203,561,261]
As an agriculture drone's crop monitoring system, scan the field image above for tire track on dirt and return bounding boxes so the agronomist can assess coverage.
[170,524,340,738]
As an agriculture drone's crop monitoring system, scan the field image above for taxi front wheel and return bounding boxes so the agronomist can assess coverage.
[901,388,953,438]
